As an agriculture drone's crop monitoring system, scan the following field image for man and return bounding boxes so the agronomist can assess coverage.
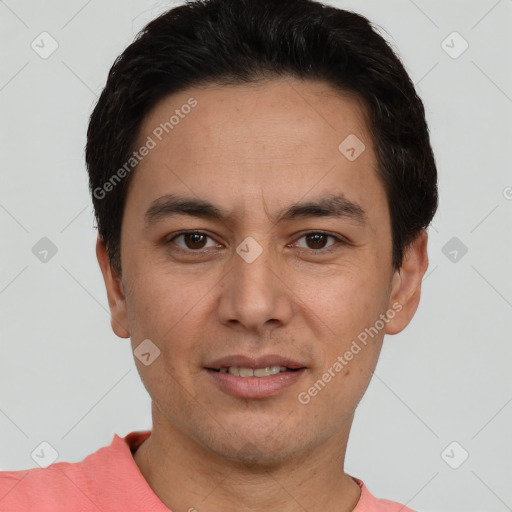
[0,0,437,510]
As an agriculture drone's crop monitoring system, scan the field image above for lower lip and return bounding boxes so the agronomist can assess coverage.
[205,369,306,399]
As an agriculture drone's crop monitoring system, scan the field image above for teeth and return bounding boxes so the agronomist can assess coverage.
[222,365,290,378]
[253,367,269,377]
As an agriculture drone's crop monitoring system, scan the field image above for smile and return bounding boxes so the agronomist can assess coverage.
[213,366,300,377]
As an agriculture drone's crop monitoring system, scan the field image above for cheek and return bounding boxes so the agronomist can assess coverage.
[125,267,205,336]
[124,269,215,386]
[313,264,389,337]
[303,279,385,414]
[125,277,206,400]
[306,261,390,395]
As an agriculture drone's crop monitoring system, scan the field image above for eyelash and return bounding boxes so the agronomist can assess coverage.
[166,230,347,256]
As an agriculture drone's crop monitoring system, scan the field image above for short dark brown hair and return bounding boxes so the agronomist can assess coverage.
[86,0,438,275]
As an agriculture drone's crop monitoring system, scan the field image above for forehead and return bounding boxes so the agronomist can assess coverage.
[137,77,371,161]
[126,78,386,227]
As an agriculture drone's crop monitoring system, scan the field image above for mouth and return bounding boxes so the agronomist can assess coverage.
[208,366,303,377]
[204,355,307,399]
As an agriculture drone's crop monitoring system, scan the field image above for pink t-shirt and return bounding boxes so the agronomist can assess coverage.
[0,431,416,511]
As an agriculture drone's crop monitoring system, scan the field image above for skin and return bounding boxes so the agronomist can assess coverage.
[97,77,429,512]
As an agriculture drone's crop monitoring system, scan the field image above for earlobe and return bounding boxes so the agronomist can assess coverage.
[385,230,429,336]
[96,235,130,338]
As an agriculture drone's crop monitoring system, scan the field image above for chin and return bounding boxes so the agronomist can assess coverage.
[214,437,305,468]
[196,417,315,467]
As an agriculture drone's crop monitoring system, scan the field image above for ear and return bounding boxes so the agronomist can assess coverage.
[96,235,130,338]
[385,229,429,335]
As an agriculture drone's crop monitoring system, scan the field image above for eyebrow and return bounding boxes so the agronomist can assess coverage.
[144,193,367,227]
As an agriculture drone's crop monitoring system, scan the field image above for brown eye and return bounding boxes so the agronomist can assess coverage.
[293,231,347,256]
[305,233,329,250]
[294,232,339,252]
[183,233,207,249]
[170,231,218,252]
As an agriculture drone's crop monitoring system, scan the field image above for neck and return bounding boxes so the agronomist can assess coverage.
[133,410,361,512]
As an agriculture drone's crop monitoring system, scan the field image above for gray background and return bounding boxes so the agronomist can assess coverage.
[1,1,511,511]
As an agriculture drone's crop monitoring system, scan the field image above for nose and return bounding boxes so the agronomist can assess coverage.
[216,237,294,335]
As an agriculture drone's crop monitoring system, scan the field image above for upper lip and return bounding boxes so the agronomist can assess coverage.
[205,354,307,370]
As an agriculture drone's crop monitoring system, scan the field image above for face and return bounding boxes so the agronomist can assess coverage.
[98,78,427,464]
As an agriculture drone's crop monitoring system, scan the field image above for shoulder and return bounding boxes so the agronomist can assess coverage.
[0,431,152,512]
[353,478,418,512]
[0,462,94,510]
